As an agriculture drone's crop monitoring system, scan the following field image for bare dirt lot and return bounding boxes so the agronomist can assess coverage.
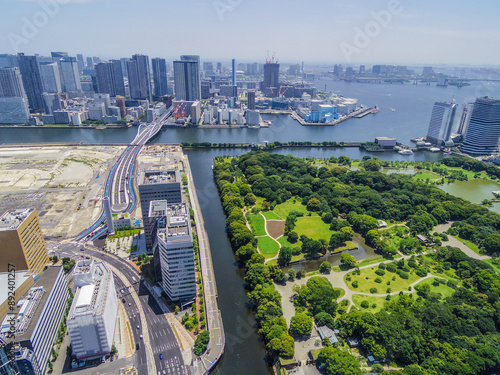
[266,220,285,239]
[0,145,124,237]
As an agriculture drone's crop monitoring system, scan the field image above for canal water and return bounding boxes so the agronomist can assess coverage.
[1,80,500,374]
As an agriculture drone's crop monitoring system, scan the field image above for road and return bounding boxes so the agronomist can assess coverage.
[58,242,188,375]
[182,155,224,373]
[76,108,172,242]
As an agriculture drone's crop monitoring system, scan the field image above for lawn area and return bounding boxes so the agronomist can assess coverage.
[277,235,298,249]
[273,198,312,219]
[414,279,456,300]
[357,256,390,268]
[262,211,281,220]
[413,171,441,182]
[352,294,388,314]
[247,213,266,236]
[452,235,483,256]
[257,236,280,256]
[345,266,422,293]
[294,216,333,241]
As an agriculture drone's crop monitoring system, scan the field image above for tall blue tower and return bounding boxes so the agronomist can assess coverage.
[232,58,236,86]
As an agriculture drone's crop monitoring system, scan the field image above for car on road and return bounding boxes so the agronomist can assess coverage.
[136,343,140,350]
[128,303,131,306]
[140,335,143,339]
[136,325,140,329]
[159,354,163,360]
[122,298,126,303]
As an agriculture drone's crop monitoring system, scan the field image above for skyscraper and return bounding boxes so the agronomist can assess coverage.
[0,208,49,276]
[17,53,44,111]
[149,200,196,302]
[457,102,474,136]
[58,56,82,93]
[460,97,500,155]
[0,67,27,98]
[40,62,62,93]
[264,62,280,91]
[127,54,152,101]
[152,58,168,99]
[173,56,201,101]
[426,101,457,146]
[95,61,125,97]
[51,51,68,61]
[0,67,29,123]
[86,57,93,69]
[232,58,236,86]
[247,90,256,110]
[76,54,85,70]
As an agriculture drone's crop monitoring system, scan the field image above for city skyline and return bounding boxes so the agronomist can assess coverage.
[0,0,499,66]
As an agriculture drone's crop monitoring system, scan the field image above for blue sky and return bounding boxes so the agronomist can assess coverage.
[1,0,499,66]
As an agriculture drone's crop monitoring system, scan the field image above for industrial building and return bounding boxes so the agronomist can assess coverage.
[150,200,196,302]
[66,259,118,360]
[0,266,69,375]
[0,209,49,277]
[138,169,182,251]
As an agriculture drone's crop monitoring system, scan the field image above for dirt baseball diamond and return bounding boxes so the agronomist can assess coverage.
[266,220,285,239]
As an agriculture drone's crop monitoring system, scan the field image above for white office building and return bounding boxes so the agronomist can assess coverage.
[461,97,500,155]
[426,101,457,146]
[66,259,118,360]
[150,201,196,302]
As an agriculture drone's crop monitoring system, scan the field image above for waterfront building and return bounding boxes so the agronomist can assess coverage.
[95,61,125,97]
[0,266,69,375]
[150,200,196,302]
[58,57,82,93]
[173,57,201,101]
[67,259,118,360]
[115,95,126,118]
[426,101,457,146]
[0,209,48,276]
[0,67,28,99]
[40,63,62,94]
[457,102,474,136]
[152,58,168,99]
[460,97,500,155]
[263,62,279,92]
[247,90,256,109]
[127,55,152,102]
[16,54,44,112]
[138,169,182,252]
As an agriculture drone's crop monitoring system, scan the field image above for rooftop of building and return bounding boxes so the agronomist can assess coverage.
[68,261,111,319]
[140,168,180,186]
[0,208,35,231]
[0,266,64,342]
[0,271,32,307]
[154,202,191,243]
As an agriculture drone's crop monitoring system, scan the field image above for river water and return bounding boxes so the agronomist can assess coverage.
[2,80,500,375]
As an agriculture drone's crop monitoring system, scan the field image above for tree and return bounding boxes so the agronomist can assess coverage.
[290,312,313,337]
[307,198,322,211]
[482,233,500,254]
[278,247,293,267]
[287,231,299,243]
[341,253,356,268]
[317,347,362,375]
[315,312,335,328]
[194,331,210,356]
[320,261,332,274]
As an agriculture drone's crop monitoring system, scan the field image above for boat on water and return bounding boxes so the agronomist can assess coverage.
[389,108,396,112]
[247,125,260,129]
[398,149,414,155]
[372,105,379,114]
[265,120,272,125]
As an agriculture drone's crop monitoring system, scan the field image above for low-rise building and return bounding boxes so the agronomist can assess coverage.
[66,259,118,360]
